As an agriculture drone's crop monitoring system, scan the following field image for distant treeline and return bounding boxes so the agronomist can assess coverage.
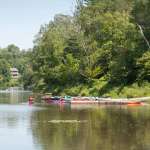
[1,0,150,97]
[0,45,31,88]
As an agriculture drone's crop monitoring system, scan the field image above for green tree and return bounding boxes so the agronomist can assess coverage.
[0,58,11,87]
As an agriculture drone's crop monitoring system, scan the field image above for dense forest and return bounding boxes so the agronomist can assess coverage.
[1,0,150,97]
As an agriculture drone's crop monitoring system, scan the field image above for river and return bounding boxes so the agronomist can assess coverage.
[0,91,150,150]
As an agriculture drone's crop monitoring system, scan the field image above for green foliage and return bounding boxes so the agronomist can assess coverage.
[27,0,150,97]
[0,58,11,87]
[1,0,150,97]
[105,82,150,98]
[137,50,150,81]
[0,45,32,89]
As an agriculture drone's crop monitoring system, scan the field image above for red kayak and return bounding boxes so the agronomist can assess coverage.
[127,101,142,106]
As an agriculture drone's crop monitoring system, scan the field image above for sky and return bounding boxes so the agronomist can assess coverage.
[0,0,75,49]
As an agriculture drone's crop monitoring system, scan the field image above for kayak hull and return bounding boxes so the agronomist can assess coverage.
[71,100,142,105]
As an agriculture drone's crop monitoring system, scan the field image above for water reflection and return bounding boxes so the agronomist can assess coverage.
[30,105,150,150]
[0,92,150,150]
[0,90,31,104]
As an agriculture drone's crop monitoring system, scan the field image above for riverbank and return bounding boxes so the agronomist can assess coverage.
[54,80,150,99]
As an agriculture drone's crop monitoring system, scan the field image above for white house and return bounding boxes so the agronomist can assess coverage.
[10,68,20,79]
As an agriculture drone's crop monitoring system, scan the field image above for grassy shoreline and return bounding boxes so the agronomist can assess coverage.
[32,79,150,99]
[57,81,150,98]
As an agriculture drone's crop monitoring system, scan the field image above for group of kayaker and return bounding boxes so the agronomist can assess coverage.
[28,95,145,106]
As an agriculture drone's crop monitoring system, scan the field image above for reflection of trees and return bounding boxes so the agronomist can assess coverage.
[0,112,19,128]
[0,92,31,104]
[30,106,150,150]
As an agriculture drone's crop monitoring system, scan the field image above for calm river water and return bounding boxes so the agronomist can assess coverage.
[0,92,150,150]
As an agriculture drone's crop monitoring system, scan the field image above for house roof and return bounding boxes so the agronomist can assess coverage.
[10,68,19,72]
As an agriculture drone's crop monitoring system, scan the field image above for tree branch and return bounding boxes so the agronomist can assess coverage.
[137,24,150,49]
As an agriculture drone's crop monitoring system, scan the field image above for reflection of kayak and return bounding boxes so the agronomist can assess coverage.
[127,103,142,106]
